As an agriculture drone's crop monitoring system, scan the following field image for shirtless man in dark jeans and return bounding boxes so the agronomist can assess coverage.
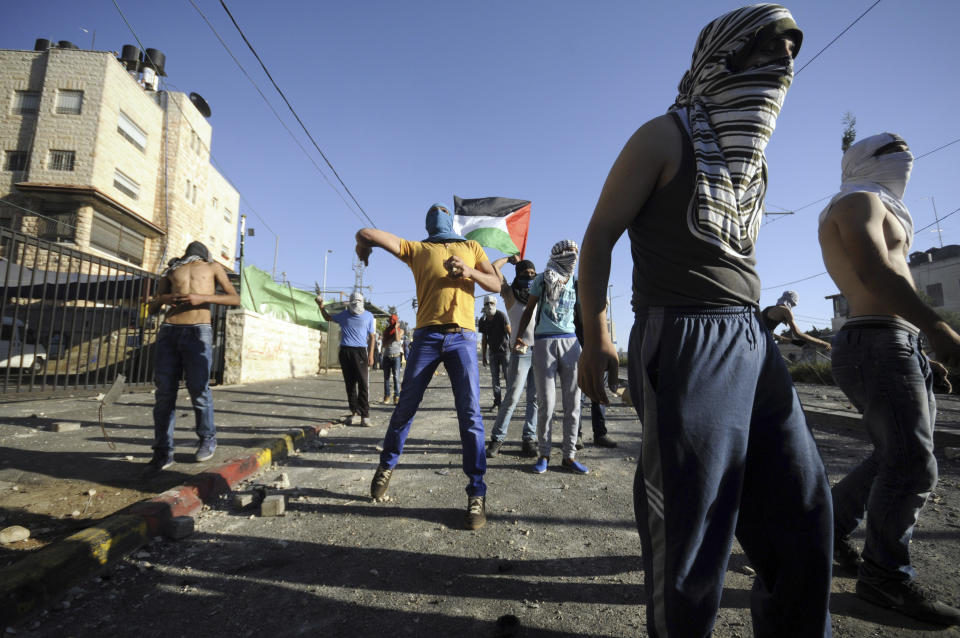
[145,241,239,475]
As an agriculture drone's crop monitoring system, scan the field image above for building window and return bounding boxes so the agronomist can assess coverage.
[90,212,145,266]
[224,207,232,223]
[48,150,75,171]
[185,179,191,199]
[13,91,40,115]
[117,110,147,151]
[113,169,140,200]
[37,206,76,242]
[192,184,198,204]
[4,151,28,171]
[55,90,83,114]
[221,243,230,260]
[211,197,218,209]
[927,283,944,307]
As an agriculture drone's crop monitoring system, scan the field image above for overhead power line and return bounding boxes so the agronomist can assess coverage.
[219,0,376,228]
[184,1,369,227]
[795,0,882,75]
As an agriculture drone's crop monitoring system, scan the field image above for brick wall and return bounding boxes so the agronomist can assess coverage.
[223,309,325,385]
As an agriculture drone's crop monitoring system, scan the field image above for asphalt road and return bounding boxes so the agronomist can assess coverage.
[2,372,960,637]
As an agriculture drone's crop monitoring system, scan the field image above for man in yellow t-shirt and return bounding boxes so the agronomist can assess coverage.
[355,203,502,530]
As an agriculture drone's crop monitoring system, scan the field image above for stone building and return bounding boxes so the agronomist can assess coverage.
[0,40,238,273]
[826,243,960,331]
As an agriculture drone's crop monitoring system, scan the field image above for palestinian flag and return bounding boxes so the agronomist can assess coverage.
[452,196,531,258]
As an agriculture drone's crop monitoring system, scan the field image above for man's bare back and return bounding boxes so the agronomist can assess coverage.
[820,190,915,319]
[150,261,240,324]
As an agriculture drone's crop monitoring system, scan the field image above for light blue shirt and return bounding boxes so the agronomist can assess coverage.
[332,310,375,348]
[530,273,576,337]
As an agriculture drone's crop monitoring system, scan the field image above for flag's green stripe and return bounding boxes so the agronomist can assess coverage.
[465,227,519,255]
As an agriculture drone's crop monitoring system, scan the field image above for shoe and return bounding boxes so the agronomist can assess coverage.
[142,451,174,477]
[394,396,399,404]
[370,465,393,499]
[576,435,584,450]
[834,535,863,574]
[382,395,392,404]
[360,416,373,427]
[486,440,503,458]
[195,437,216,462]
[521,439,538,457]
[345,414,356,426]
[595,435,618,448]
[533,456,549,474]
[562,458,590,474]
[465,496,486,530]
[856,579,960,626]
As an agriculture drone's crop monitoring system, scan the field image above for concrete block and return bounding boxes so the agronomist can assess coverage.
[260,494,285,517]
[160,516,194,540]
[232,492,255,509]
[49,421,81,432]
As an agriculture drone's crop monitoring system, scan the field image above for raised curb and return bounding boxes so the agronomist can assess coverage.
[803,406,960,448]
[0,423,329,626]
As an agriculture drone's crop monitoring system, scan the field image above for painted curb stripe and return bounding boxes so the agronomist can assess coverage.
[0,424,325,626]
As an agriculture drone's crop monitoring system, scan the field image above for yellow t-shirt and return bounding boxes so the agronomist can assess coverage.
[397,239,489,331]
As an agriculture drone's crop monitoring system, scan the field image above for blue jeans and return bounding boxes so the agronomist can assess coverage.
[831,324,937,584]
[380,328,486,497]
[628,307,832,638]
[382,354,402,397]
[489,350,538,443]
[488,349,509,406]
[153,323,215,452]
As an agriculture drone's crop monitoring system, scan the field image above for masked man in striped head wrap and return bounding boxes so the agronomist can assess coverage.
[820,133,960,626]
[578,5,833,636]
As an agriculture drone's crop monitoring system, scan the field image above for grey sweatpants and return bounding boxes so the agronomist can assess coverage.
[533,336,582,458]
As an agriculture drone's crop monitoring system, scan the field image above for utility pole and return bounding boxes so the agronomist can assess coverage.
[932,196,943,248]
[239,214,246,298]
[272,236,279,280]
[321,249,332,300]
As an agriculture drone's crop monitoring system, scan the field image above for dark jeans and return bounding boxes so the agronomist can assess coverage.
[380,328,486,497]
[488,349,509,406]
[339,346,369,417]
[831,325,937,584]
[628,307,832,638]
[153,323,215,452]
[577,371,608,439]
[383,354,402,397]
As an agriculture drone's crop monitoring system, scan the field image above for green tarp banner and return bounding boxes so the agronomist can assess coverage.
[240,265,327,331]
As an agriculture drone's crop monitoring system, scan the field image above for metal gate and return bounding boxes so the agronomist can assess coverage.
[0,228,226,398]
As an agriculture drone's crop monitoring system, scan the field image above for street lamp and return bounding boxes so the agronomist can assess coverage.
[321,249,332,301]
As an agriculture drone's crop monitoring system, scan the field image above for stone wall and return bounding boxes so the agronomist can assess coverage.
[223,309,324,385]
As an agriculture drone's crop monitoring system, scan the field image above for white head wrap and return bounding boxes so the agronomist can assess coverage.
[777,290,799,308]
[819,132,914,249]
[348,291,365,316]
[482,295,497,316]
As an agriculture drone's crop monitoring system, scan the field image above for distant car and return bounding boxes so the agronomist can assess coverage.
[0,317,46,373]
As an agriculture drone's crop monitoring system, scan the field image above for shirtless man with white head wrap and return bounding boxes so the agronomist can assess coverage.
[577,5,833,636]
[820,132,960,626]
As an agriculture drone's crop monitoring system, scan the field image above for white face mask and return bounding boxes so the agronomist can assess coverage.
[483,303,496,316]
[348,294,365,315]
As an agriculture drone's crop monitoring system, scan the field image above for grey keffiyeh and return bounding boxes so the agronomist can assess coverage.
[542,240,578,305]
[162,241,211,277]
[671,3,802,257]
[818,132,914,249]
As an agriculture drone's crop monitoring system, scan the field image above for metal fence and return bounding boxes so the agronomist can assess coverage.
[0,228,227,397]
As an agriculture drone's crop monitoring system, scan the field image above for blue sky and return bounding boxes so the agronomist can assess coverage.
[5,1,959,343]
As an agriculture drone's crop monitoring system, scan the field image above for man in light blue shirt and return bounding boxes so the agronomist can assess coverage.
[514,240,587,475]
[317,291,376,426]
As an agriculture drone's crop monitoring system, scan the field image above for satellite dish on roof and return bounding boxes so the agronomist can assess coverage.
[189,92,211,118]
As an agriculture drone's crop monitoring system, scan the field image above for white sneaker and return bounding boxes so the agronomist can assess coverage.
[361,416,372,427]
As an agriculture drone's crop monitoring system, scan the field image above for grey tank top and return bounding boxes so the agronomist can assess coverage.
[629,112,761,312]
